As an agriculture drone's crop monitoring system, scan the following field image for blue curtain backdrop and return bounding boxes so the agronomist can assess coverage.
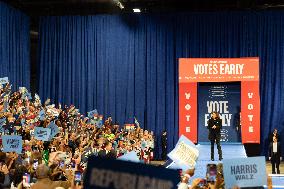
[0,2,30,90]
[38,12,284,158]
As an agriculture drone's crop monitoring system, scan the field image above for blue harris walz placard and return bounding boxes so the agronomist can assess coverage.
[34,127,51,141]
[47,122,59,140]
[84,156,180,189]
[2,135,23,154]
[223,156,267,188]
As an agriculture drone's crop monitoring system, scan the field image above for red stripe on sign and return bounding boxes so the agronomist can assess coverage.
[241,81,260,143]
[179,82,197,143]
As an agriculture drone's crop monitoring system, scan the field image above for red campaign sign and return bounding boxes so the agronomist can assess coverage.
[241,81,260,143]
[179,58,260,144]
[179,58,259,82]
[179,83,197,143]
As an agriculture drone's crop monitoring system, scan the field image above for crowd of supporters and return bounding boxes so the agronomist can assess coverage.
[0,81,276,189]
[0,81,154,189]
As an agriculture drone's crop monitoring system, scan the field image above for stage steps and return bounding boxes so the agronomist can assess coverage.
[191,143,247,181]
[269,175,284,188]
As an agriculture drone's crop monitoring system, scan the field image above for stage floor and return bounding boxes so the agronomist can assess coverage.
[152,161,284,187]
[152,161,284,174]
[152,143,284,187]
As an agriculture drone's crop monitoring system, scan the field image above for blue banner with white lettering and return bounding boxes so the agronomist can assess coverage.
[84,156,180,189]
[198,82,241,143]
[88,109,98,118]
[34,127,51,141]
[47,122,59,140]
[39,109,45,121]
[223,156,267,188]
[0,77,9,85]
[2,135,22,154]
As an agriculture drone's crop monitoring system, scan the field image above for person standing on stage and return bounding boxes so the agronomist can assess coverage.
[207,111,223,161]
[269,128,281,142]
[269,136,282,174]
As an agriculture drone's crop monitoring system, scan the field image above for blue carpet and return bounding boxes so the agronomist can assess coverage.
[191,143,247,181]
[271,175,284,188]
[191,144,284,188]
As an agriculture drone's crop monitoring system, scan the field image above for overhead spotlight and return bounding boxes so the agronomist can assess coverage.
[113,0,124,9]
[133,8,141,13]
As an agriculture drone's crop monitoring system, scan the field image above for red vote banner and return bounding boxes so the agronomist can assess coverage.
[241,81,260,143]
[179,83,197,143]
[179,58,260,143]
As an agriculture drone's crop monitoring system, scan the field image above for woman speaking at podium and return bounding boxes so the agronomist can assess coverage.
[207,111,223,161]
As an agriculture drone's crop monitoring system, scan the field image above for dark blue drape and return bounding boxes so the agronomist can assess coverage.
[0,2,30,90]
[38,12,284,158]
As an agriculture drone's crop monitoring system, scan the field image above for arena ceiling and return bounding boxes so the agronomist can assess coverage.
[3,0,284,16]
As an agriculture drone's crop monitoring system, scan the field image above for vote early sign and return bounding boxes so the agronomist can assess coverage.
[84,156,180,189]
[179,58,260,144]
[223,156,267,188]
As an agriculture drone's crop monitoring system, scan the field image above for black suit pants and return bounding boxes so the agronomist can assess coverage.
[210,137,222,160]
[271,154,280,174]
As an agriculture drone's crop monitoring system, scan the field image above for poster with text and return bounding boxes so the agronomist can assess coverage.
[179,58,259,143]
[198,82,241,143]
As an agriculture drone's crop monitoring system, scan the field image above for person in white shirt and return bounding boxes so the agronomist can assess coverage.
[177,175,190,189]
[269,136,282,174]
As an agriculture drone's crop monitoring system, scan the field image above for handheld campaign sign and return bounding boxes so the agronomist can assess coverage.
[134,117,140,127]
[84,156,180,189]
[141,140,147,150]
[98,120,103,128]
[117,151,140,163]
[2,135,22,154]
[39,109,45,121]
[34,127,51,141]
[0,118,6,132]
[24,92,32,100]
[3,101,9,112]
[223,156,267,188]
[21,119,25,126]
[167,135,199,170]
[47,122,59,140]
[19,87,27,93]
[88,109,98,118]
[0,77,9,85]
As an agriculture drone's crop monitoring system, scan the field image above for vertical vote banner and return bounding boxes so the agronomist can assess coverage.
[179,83,197,143]
[198,82,241,142]
[241,81,260,143]
[179,58,259,143]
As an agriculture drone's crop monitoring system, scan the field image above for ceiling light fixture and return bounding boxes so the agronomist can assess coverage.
[133,8,141,13]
